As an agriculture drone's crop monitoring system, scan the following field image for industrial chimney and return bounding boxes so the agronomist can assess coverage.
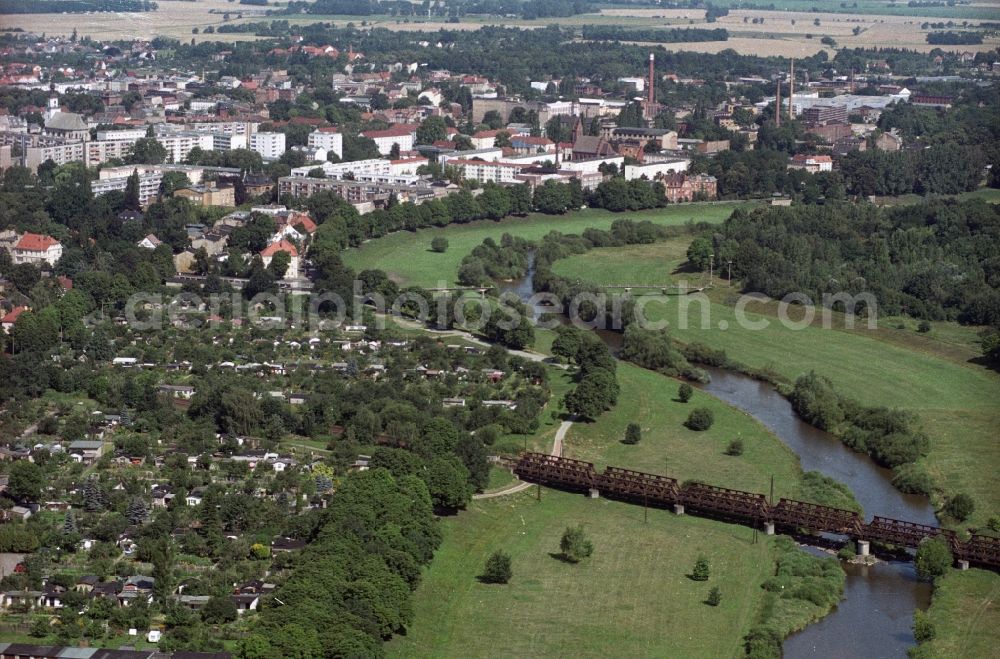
[646,53,656,119]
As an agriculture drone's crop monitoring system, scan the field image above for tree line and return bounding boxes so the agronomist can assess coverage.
[580,26,729,42]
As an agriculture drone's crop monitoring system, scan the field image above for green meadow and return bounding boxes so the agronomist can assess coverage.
[341,203,745,289]
[390,488,828,659]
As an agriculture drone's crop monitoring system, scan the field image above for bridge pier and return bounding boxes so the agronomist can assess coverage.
[958,560,969,570]
[673,504,685,515]
[588,488,600,499]
[764,522,775,536]
[857,540,870,557]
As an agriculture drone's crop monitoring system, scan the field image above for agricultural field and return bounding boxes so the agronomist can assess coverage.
[341,202,746,289]
[390,488,784,659]
[551,239,1000,529]
[9,0,995,55]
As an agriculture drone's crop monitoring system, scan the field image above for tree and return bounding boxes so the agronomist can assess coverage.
[915,537,952,580]
[416,116,448,145]
[267,250,291,280]
[559,525,594,563]
[685,408,714,431]
[692,556,710,581]
[123,170,141,210]
[687,235,714,271]
[431,236,449,253]
[623,423,641,445]
[63,509,77,534]
[678,383,693,403]
[726,439,744,456]
[481,550,512,584]
[201,595,238,624]
[707,586,721,606]
[128,137,168,165]
[944,493,974,521]
[126,497,148,525]
[7,460,44,502]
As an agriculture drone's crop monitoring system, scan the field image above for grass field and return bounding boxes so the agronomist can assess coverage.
[550,238,1000,529]
[341,203,745,289]
[566,362,806,499]
[918,568,1000,658]
[390,489,794,659]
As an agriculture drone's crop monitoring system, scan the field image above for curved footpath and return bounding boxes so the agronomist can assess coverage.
[473,417,573,500]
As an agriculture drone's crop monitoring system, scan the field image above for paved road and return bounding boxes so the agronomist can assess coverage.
[473,417,574,500]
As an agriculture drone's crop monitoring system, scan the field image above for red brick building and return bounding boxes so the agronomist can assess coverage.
[662,173,717,202]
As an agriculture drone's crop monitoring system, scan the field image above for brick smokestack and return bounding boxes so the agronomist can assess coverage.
[648,53,655,106]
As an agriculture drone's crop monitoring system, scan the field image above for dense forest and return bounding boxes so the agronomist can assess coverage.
[717,199,1000,324]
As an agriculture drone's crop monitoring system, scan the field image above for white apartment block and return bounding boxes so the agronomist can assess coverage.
[156,132,215,163]
[307,129,343,160]
[290,158,423,184]
[212,133,248,151]
[623,159,690,181]
[95,128,148,141]
[92,171,163,206]
[249,132,287,160]
[449,159,524,184]
[360,126,416,155]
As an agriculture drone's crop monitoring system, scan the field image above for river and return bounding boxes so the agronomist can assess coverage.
[502,261,935,658]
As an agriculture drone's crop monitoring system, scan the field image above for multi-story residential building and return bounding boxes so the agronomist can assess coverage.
[92,171,163,206]
[212,133,248,151]
[289,157,425,184]
[662,173,718,202]
[156,132,215,163]
[278,176,441,207]
[249,132,286,160]
[787,154,833,173]
[307,127,343,160]
[260,240,300,280]
[360,125,417,155]
[174,185,236,207]
[11,232,63,266]
[448,159,524,184]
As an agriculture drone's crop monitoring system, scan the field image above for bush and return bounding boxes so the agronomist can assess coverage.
[692,556,710,581]
[944,493,974,521]
[915,537,952,580]
[891,464,933,495]
[685,407,714,431]
[726,439,744,456]
[837,541,856,561]
[678,382,693,403]
[988,516,1000,533]
[623,423,641,445]
[481,550,512,584]
[917,320,931,333]
[744,626,782,659]
[706,586,721,606]
[559,526,594,563]
[913,609,936,643]
[431,236,449,253]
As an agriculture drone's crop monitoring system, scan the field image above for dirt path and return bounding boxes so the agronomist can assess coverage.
[473,417,574,500]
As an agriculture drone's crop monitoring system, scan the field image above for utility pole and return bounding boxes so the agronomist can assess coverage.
[644,491,648,524]
[770,475,774,507]
[708,254,714,287]
[726,259,733,286]
[537,482,541,501]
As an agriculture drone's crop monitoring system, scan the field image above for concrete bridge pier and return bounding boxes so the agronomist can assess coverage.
[958,560,970,570]
[588,488,600,499]
[764,522,775,536]
[857,540,870,557]
[673,504,685,515]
